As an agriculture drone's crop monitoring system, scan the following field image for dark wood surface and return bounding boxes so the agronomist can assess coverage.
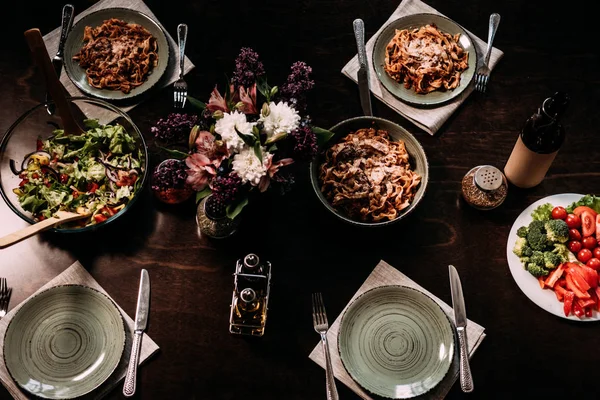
[1,0,599,399]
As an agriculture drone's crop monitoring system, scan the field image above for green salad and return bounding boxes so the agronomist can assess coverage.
[12,119,144,227]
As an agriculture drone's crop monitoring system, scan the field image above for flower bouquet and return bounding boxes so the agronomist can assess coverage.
[151,48,332,224]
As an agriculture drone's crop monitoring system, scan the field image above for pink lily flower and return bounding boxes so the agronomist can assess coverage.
[258,155,294,192]
[185,153,217,191]
[239,84,257,115]
[207,86,229,113]
[194,130,228,168]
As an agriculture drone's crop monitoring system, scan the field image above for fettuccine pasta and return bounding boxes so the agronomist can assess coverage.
[384,24,468,94]
[73,18,159,94]
[319,128,421,222]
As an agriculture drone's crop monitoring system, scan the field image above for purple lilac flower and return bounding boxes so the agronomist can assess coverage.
[205,173,244,217]
[231,48,265,88]
[152,159,188,191]
[151,113,198,142]
[280,61,315,111]
[289,125,318,161]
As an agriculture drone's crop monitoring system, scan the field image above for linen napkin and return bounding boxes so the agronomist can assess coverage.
[342,0,504,135]
[41,0,195,124]
[309,259,486,399]
[0,260,160,400]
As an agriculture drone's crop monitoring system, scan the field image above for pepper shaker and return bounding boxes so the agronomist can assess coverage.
[461,165,508,210]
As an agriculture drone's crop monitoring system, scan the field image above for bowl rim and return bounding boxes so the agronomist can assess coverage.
[0,96,149,233]
[309,116,429,227]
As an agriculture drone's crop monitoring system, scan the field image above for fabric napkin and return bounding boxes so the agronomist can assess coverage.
[309,259,486,399]
[0,260,160,400]
[41,0,195,125]
[342,0,504,135]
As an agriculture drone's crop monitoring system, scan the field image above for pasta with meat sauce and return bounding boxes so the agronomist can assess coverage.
[384,23,468,94]
[73,18,159,94]
[318,128,421,222]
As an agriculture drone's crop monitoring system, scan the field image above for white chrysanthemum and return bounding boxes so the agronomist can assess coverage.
[232,147,269,186]
[214,111,255,153]
[259,101,300,139]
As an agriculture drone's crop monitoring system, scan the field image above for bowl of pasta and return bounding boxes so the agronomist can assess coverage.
[309,116,428,227]
[0,96,149,233]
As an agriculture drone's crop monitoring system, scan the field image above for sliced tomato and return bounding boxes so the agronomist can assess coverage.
[596,214,600,241]
[565,273,591,298]
[93,214,108,223]
[581,210,596,237]
[564,291,575,316]
[87,182,99,193]
[544,263,565,288]
[573,206,598,218]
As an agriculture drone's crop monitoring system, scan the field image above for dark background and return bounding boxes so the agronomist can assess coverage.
[1,0,599,399]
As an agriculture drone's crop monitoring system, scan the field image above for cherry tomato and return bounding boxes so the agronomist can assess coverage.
[568,240,583,253]
[583,236,598,250]
[593,247,600,259]
[552,206,568,220]
[587,258,600,270]
[566,214,582,229]
[581,211,596,237]
[578,248,593,263]
[569,228,582,241]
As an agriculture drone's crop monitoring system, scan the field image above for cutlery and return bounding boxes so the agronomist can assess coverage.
[123,269,151,397]
[474,13,501,93]
[0,210,89,249]
[173,23,188,109]
[312,292,339,400]
[46,4,74,115]
[24,28,84,135]
[353,19,372,116]
[449,265,474,393]
[0,278,12,319]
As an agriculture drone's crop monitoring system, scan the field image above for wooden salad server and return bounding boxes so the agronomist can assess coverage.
[0,211,89,249]
[23,28,84,135]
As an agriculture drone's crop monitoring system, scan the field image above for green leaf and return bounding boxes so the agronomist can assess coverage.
[268,144,278,152]
[158,146,189,160]
[252,125,260,137]
[312,126,335,147]
[83,119,100,129]
[187,96,206,110]
[226,196,249,219]
[235,126,256,146]
[253,141,263,161]
[196,187,212,203]
[256,75,271,102]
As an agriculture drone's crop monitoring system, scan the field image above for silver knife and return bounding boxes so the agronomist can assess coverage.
[123,269,151,397]
[448,265,474,393]
[353,18,372,116]
[46,4,74,115]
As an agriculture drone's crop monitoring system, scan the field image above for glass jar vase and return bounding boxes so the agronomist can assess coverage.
[196,194,241,239]
[151,159,194,204]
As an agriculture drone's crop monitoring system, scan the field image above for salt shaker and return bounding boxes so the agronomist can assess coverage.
[461,165,508,210]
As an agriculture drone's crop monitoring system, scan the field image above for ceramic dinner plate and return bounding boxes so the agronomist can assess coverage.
[3,285,126,399]
[338,285,455,399]
[505,193,600,321]
[372,13,477,106]
[63,7,170,101]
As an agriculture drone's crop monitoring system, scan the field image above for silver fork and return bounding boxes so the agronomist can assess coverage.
[173,23,188,109]
[475,13,501,93]
[0,277,13,319]
[312,292,339,400]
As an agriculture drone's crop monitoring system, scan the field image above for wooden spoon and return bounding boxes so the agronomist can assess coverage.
[23,28,84,135]
[0,211,90,249]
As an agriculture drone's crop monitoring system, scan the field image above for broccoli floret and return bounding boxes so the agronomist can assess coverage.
[530,251,545,266]
[522,246,533,257]
[528,220,545,233]
[513,237,529,257]
[552,243,577,263]
[545,219,569,243]
[527,228,549,251]
[527,263,550,277]
[517,226,528,238]
[543,251,562,269]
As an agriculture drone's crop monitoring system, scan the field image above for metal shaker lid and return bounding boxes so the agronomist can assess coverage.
[243,254,260,270]
[240,288,256,303]
[473,165,504,191]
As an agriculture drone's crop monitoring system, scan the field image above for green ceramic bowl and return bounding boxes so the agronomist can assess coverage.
[3,285,126,399]
[309,116,428,227]
[338,285,455,399]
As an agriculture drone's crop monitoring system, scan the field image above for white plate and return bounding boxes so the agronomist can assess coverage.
[505,193,599,321]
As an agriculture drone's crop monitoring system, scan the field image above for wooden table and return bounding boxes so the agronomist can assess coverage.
[1,0,599,399]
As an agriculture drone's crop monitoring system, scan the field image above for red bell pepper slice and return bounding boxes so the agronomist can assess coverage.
[93,214,108,223]
[573,301,585,318]
[565,274,591,299]
[564,291,575,316]
[577,298,596,309]
[566,268,591,294]
[554,284,567,301]
[580,265,599,289]
[544,263,565,288]
[538,276,545,289]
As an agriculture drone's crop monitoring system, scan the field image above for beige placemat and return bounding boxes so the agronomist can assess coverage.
[309,260,486,399]
[0,260,160,399]
[342,0,504,135]
[42,0,195,124]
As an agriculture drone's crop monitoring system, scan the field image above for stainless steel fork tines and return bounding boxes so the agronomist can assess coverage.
[312,292,339,400]
[173,23,188,109]
[475,13,501,93]
[0,277,13,319]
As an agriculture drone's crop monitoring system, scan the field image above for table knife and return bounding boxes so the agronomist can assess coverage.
[449,265,474,393]
[353,18,372,116]
[123,269,151,397]
[46,4,74,115]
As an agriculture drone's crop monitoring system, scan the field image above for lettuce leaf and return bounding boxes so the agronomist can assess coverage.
[565,194,600,214]
[531,203,553,221]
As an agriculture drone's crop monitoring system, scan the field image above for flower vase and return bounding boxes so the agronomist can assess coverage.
[151,159,194,204]
[196,194,241,239]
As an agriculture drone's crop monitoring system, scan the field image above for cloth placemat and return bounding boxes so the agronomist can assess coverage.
[342,0,504,135]
[309,259,486,399]
[42,0,195,124]
[0,260,160,399]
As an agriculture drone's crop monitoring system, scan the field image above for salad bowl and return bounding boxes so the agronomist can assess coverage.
[0,96,149,233]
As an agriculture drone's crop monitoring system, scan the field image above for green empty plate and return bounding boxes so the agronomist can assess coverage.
[3,285,126,399]
[338,285,455,399]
